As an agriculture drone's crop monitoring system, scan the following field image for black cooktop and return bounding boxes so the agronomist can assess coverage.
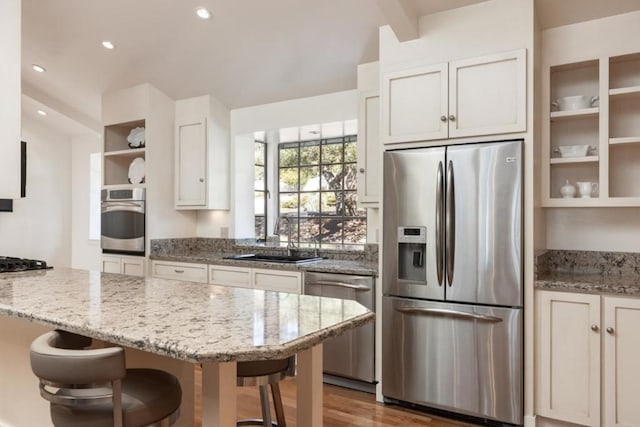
[0,256,51,273]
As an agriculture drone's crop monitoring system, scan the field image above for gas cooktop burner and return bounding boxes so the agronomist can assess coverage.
[0,256,51,273]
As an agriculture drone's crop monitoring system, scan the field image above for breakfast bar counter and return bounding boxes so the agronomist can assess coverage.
[0,268,374,426]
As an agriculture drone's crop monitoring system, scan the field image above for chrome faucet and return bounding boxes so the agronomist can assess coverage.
[273,216,297,256]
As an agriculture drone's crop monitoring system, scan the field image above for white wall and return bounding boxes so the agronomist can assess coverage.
[0,116,72,267]
[0,0,21,199]
[71,133,102,270]
[546,208,640,252]
[209,90,358,238]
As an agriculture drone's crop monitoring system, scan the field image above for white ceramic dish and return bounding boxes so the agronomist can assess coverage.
[554,144,594,158]
[127,127,146,148]
[551,95,599,111]
[128,157,145,184]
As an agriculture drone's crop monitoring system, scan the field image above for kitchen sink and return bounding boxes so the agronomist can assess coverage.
[224,253,323,264]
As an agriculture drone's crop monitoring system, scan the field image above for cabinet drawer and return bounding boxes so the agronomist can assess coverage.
[253,269,301,293]
[209,265,252,288]
[152,261,208,283]
[122,258,144,277]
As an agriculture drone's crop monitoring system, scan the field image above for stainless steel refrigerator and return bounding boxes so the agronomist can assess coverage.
[382,140,523,425]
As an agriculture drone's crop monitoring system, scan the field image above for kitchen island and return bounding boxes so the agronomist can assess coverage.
[0,268,374,427]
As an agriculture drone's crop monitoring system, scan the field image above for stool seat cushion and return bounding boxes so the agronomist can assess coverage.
[50,369,181,427]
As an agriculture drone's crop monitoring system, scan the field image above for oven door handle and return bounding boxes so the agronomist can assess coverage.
[101,203,145,214]
[395,307,502,323]
[305,281,371,292]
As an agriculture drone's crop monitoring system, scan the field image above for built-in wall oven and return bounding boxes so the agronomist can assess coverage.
[304,271,375,386]
[101,188,145,255]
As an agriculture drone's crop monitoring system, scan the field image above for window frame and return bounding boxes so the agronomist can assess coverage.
[254,139,268,241]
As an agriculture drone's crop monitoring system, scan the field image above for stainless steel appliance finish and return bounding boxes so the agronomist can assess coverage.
[382,297,522,424]
[304,271,375,383]
[382,140,523,425]
[101,187,145,255]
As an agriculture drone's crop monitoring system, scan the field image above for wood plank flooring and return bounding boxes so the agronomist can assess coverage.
[196,374,475,426]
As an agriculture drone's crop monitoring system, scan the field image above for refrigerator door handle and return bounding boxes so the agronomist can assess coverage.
[445,160,455,286]
[435,161,444,286]
[395,306,502,323]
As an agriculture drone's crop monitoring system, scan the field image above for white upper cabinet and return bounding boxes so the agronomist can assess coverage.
[0,0,21,199]
[381,49,526,145]
[382,62,449,144]
[175,119,207,207]
[174,95,230,210]
[357,91,380,206]
[449,50,526,138]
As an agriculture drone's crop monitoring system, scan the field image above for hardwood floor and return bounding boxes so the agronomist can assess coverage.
[196,374,475,426]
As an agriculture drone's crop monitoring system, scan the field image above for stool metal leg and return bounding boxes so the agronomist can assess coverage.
[259,385,272,427]
[270,383,286,427]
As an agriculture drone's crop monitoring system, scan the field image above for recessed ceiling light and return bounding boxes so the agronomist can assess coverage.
[37,109,47,116]
[101,40,115,50]
[195,7,212,19]
[32,64,46,73]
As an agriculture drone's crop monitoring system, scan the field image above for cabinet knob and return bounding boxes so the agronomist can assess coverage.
[448,115,456,122]
[606,327,615,335]
[359,168,365,174]
[591,324,599,332]
[440,115,447,122]
[199,178,204,183]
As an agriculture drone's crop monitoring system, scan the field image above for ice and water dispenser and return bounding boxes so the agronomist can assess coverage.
[397,226,427,283]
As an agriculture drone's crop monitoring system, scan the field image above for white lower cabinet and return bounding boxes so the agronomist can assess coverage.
[209,265,301,293]
[252,268,302,293]
[536,291,640,427]
[151,260,208,283]
[101,255,145,277]
[209,265,252,288]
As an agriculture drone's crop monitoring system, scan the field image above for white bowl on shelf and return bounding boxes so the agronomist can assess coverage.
[554,144,594,158]
[551,95,599,111]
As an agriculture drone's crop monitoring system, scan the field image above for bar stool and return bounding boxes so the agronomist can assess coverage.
[30,330,182,427]
[236,357,294,427]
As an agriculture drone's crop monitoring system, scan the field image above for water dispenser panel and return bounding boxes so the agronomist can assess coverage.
[398,226,427,283]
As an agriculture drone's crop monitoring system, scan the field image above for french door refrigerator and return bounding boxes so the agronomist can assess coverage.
[382,140,523,426]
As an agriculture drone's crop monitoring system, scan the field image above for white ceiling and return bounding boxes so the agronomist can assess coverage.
[21,0,640,136]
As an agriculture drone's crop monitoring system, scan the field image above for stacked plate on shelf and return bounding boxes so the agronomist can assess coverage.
[127,127,145,148]
[128,158,145,184]
[554,144,595,158]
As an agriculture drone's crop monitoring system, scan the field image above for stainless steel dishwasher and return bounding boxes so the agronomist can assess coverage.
[304,271,375,384]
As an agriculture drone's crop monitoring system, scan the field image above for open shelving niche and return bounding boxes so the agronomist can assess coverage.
[103,119,146,188]
[543,53,640,207]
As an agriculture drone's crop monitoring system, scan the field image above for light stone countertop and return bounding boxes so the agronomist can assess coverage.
[150,253,378,277]
[535,272,640,296]
[0,268,374,363]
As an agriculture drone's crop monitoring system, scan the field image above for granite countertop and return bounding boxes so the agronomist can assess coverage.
[0,268,374,363]
[150,252,378,277]
[536,272,640,296]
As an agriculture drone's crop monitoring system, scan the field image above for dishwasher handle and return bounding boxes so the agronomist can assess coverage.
[396,307,502,323]
[305,280,371,292]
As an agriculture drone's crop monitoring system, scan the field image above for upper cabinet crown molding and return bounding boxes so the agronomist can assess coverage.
[0,0,22,199]
[381,49,527,145]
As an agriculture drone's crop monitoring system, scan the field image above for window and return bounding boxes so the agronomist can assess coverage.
[276,120,365,248]
[89,152,102,240]
[254,134,268,241]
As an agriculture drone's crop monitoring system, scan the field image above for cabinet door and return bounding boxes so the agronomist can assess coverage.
[101,256,121,274]
[252,269,301,294]
[357,91,380,206]
[382,63,448,144]
[603,297,640,427]
[449,49,526,138]
[209,265,252,288]
[536,291,601,426]
[151,260,208,283]
[121,257,144,277]
[175,119,207,207]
